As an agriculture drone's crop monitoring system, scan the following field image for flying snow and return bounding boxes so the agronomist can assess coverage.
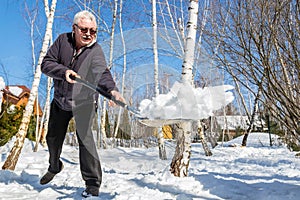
[138,81,235,120]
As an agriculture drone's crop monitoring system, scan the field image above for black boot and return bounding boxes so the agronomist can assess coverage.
[40,161,64,185]
[81,186,99,197]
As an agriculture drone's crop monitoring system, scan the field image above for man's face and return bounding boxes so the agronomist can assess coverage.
[73,18,97,49]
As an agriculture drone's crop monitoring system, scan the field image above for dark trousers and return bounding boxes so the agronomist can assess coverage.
[46,100,102,188]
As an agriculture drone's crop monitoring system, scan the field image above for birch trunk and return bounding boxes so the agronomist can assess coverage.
[170,0,199,177]
[181,0,198,86]
[170,121,192,176]
[197,120,212,156]
[26,5,40,150]
[114,0,126,139]
[40,77,53,147]
[97,106,107,149]
[157,127,167,159]
[177,18,185,44]
[34,77,52,151]
[101,0,118,148]
[152,0,167,160]
[152,0,159,98]
[2,0,57,170]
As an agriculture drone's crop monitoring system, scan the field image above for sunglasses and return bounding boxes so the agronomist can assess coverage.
[74,24,97,35]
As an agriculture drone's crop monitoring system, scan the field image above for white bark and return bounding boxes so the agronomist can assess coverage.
[177,18,185,45]
[170,0,199,177]
[41,77,53,147]
[113,0,126,139]
[153,0,159,97]
[34,77,52,151]
[26,4,41,152]
[153,0,167,160]
[2,0,57,170]
[181,0,198,85]
[197,120,212,156]
[170,121,192,177]
[221,107,227,146]
[157,126,167,160]
[101,0,118,148]
[97,104,107,149]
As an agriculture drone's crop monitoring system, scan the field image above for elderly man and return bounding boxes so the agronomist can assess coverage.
[40,10,124,198]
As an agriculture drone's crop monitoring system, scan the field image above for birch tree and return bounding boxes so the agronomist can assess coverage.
[101,0,118,148]
[34,77,52,151]
[152,0,167,160]
[113,0,126,140]
[24,2,41,151]
[2,0,57,170]
[170,0,199,177]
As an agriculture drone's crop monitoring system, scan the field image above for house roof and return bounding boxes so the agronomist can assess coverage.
[3,85,30,98]
[215,115,265,130]
[1,85,43,116]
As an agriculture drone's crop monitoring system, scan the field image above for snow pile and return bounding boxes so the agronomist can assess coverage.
[225,132,282,147]
[139,81,235,120]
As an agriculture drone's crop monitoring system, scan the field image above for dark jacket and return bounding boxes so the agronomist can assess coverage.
[41,32,117,111]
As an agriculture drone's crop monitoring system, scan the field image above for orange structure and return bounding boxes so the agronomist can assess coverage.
[1,85,43,117]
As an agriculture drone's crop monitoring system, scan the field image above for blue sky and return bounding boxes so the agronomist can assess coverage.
[0,1,33,86]
[0,1,187,90]
[0,0,183,89]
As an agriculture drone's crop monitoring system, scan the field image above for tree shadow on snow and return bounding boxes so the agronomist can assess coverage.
[129,177,218,200]
[0,170,116,199]
[190,171,300,200]
[55,186,116,200]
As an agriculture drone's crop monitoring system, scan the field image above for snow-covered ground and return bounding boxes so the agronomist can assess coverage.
[0,132,300,200]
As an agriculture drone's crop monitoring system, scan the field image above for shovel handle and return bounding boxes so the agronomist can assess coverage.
[70,75,127,108]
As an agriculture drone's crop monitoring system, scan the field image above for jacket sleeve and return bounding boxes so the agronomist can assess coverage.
[41,34,69,80]
[98,68,119,93]
[90,45,118,93]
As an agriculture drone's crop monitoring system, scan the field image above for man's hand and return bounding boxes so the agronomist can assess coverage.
[65,70,79,83]
[109,90,126,107]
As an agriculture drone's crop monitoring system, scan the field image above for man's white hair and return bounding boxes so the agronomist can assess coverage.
[73,10,96,25]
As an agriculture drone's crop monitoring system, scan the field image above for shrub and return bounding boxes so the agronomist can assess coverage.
[0,104,37,146]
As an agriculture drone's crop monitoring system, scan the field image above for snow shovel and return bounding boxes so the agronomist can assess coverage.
[70,76,187,127]
[70,75,143,118]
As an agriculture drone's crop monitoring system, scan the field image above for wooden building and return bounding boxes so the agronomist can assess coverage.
[1,85,42,116]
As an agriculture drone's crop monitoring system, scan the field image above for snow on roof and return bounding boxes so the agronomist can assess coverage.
[0,76,4,90]
[215,115,249,130]
[215,115,265,130]
[7,86,23,97]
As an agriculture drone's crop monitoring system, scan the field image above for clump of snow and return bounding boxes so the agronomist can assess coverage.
[139,81,235,120]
